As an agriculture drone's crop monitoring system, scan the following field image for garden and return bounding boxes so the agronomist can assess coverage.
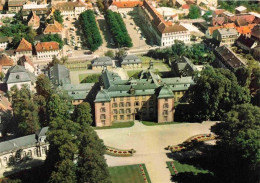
[79,74,101,83]
[105,146,136,157]
[109,164,151,183]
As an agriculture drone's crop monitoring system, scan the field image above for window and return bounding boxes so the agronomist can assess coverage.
[112,103,118,108]
[127,97,130,101]
[119,109,124,114]
[100,108,106,112]
[142,96,146,100]
[113,98,116,102]
[127,115,131,120]
[120,97,124,101]
[120,115,124,120]
[113,109,118,114]
[165,98,168,102]
[164,116,168,121]
[102,102,105,106]
[135,108,138,113]
[126,108,131,113]
[113,115,117,120]
[119,102,124,107]
[135,96,139,100]
[126,102,131,107]
[135,101,139,106]
[100,114,106,119]
[163,103,169,108]
[163,110,168,115]
[101,120,106,125]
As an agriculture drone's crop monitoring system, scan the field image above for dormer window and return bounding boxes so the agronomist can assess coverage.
[16,75,20,79]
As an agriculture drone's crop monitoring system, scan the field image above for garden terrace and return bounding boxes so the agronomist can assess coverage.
[105,146,136,157]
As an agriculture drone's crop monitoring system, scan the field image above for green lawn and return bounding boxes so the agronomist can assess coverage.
[141,121,181,126]
[94,121,134,130]
[109,164,151,183]
[127,70,141,79]
[167,161,210,176]
[79,73,101,83]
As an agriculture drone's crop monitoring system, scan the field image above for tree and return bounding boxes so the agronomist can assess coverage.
[104,50,115,58]
[36,74,52,99]
[187,67,250,121]
[115,48,127,59]
[77,124,111,183]
[40,34,64,49]
[11,85,40,136]
[46,94,70,123]
[54,10,63,24]
[171,40,186,58]
[48,55,61,68]
[73,102,93,125]
[187,5,201,19]
[235,67,251,87]
[79,10,103,51]
[97,0,105,12]
[212,104,260,183]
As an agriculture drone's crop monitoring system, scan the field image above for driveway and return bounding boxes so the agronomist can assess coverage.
[96,121,215,183]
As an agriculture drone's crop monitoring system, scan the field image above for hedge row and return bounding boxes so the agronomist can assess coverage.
[105,10,132,48]
[79,10,102,51]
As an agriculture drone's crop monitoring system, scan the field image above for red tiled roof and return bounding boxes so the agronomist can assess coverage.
[208,23,236,35]
[0,95,12,111]
[229,15,255,24]
[182,4,190,9]
[236,24,256,35]
[212,17,225,26]
[44,20,62,34]
[111,1,143,8]
[35,41,59,52]
[214,9,225,15]
[16,38,32,52]
[0,54,14,66]
[28,11,40,27]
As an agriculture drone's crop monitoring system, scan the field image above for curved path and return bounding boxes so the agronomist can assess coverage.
[96,121,216,183]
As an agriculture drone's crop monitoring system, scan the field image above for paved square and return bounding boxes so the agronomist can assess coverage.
[96,121,215,183]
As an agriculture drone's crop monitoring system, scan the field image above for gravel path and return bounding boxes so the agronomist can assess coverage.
[97,121,215,183]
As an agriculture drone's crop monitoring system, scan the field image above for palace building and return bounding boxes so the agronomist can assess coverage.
[94,63,179,127]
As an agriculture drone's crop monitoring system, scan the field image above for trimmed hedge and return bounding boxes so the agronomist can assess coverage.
[105,10,132,48]
[79,10,102,51]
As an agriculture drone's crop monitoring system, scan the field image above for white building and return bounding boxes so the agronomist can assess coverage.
[4,65,36,92]
[35,42,60,60]
[0,37,12,50]
[53,0,87,18]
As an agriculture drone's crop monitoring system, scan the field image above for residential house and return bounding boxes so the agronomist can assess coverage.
[251,25,260,42]
[4,65,36,91]
[53,0,87,18]
[120,54,142,69]
[109,1,143,12]
[138,0,190,47]
[43,20,63,35]
[8,0,27,13]
[196,0,218,7]
[22,2,50,20]
[206,23,236,38]
[214,45,245,72]
[15,38,33,58]
[212,28,238,47]
[92,57,113,70]
[0,37,12,50]
[27,11,40,30]
[235,6,247,14]
[236,35,258,53]
[47,64,71,86]
[212,17,225,26]
[0,50,16,62]
[17,55,36,74]
[171,56,197,77]
[0,54,14,74]
[35,41,60,60]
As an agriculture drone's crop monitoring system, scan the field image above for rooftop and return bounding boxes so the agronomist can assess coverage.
[35,41,59,52]
[121,55,141,65]
[0,54,14,66]
[92,56,113,67]
[111,1,143,8]
[44,21,62,33]
[16,38,32,52]
[4,65,36,84]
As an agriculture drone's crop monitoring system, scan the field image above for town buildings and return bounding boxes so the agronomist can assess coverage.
[35,41,60,60]
[120,55,142,69]
[0,37,12,50]
[138,0,190,47]
[92,56,113,70]
[43,20,63,35]
[27,11,40,30]
[0,54,14,74]
[53,0,87,18]
[15,38,33,58]
[212,28,239,47]
[214,45,245,72]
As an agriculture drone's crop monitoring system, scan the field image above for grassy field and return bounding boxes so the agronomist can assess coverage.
[65,61,91,70]
[79,73,101,83]
[94,121,134,130]
[167,161,210,176]
[127,70,141,78]
[141,121,181,126]
[109,164,151,183]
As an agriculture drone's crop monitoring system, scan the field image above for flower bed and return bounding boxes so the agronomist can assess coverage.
[105,146,136,157]
[138,164,151,183]
[168,134,216,153]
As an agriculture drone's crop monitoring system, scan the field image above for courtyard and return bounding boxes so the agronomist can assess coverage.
[96,121,216,183]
